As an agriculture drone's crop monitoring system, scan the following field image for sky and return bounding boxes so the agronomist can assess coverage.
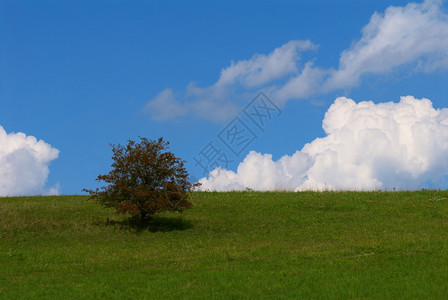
[2,0,448,195]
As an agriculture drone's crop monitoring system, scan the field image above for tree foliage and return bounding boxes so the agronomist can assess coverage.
[84,137,198,222]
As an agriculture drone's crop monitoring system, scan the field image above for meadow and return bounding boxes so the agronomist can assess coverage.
[1,191,448,299]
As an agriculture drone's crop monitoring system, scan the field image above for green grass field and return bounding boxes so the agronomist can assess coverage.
[1,191,448,299]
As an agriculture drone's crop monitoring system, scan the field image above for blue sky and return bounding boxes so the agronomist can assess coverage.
[2,0,448,195]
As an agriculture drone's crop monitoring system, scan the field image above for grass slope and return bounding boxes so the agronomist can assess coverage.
[1,191,448,299]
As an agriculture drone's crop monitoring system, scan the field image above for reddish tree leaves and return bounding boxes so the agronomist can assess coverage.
[84,137,199,221]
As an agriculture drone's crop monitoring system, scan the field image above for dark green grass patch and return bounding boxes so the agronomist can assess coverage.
[1,191,448,299]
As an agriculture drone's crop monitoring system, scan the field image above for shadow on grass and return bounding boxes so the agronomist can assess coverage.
[104,215,193,233]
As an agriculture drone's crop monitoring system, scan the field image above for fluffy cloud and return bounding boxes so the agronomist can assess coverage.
[145,40,317,122]
[0,126,59,196]
[198,96,448,191]
[272,62,329,105]
[325,0,448,90]
[146,0,448,122]
[215,40,317,88]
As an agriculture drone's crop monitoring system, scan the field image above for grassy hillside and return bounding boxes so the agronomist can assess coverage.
[1,191,448,299]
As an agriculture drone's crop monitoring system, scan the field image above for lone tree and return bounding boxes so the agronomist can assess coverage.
[84,137,198,222]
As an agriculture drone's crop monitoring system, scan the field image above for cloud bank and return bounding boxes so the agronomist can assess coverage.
[324,0,448,91]
[145,40,317,122]
[198,96,448,191]
[0,126,59,196]
[145,0,448,122]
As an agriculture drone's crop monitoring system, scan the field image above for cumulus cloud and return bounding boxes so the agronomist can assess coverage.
[145,40,318,121]
[215,40,317,88]
[146,0,448,122]
[272,62,329,105]
[325,0,448,90]
[199,96,448,191]
[0,126,59,196]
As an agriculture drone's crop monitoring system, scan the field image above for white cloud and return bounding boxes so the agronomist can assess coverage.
[272,62,329,105]
[145,86,239,122]
[216,40,317,88]
[325,0,448,90]
[146,0,448,122]
[0,126,59,196]
[199,96,448,191]
[144,89,187,121]
[145,40,317,122]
